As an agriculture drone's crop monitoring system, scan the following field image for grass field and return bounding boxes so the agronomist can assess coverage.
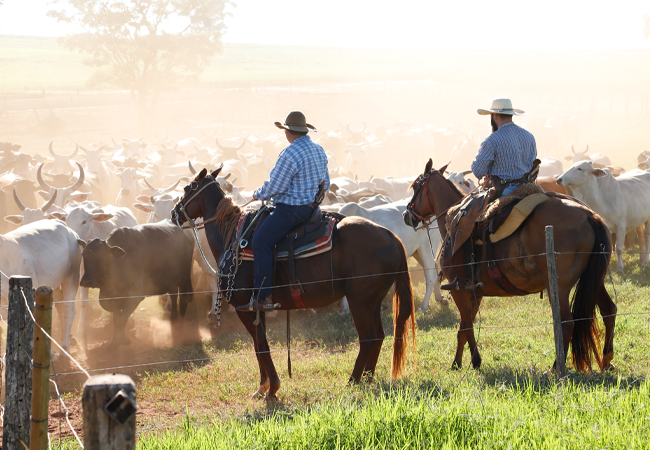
[43,251,650,449]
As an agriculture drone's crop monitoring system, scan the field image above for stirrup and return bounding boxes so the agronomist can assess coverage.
[236,296,278,312]
[440,277,483,291]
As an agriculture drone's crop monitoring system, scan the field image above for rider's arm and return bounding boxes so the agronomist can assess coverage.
[471,137,496,179]
[254,154,298,201]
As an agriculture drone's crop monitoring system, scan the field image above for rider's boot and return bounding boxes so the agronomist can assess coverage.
[440,277,483,291]
[236,294,277,312]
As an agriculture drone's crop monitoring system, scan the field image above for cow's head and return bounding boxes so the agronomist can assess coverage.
[56,207,114,242]
[80,238,126,288]
[556,160,608,188]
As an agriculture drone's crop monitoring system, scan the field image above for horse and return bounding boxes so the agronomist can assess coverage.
[403,159,616,373]
[172,167,416,400]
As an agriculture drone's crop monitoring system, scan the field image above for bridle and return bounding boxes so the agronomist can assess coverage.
[406,170,440,230]
[172,176,219,230]
[406,169,470,231]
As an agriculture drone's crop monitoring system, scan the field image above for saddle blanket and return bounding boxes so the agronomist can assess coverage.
[236,213,336,262]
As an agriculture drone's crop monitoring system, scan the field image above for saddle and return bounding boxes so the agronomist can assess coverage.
[231,182,344,308]
[447,159,542,256]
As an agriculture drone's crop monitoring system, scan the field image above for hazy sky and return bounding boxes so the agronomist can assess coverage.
[1,0,649,50]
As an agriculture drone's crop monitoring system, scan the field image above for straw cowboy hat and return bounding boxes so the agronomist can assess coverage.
[274,111,317,133]
[477,98,526,116]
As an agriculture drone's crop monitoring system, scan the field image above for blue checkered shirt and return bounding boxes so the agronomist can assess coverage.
[471,121,537,180]
[254,136,330,206]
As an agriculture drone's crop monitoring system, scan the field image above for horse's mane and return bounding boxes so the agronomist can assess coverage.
[210,196,242,248]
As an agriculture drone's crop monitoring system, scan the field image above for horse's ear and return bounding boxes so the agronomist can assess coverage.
[210,163,224,178]
[438,161,451,174]
[424,158,433,174]
[195,168,207,180]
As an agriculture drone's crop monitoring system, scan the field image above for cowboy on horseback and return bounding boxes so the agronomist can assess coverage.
[237,111,330,312]
[441,98,538,291]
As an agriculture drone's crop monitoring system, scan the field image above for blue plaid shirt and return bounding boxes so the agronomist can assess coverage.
[254,135,330,206]
[471,121,537,180]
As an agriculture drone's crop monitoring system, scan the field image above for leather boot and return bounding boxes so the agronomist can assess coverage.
[236,295,277,312]
[440,277,483,291]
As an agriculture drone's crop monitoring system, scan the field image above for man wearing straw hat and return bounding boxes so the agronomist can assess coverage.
[441,99,537,291]
[471,98,537,196]
[237,111,330,312]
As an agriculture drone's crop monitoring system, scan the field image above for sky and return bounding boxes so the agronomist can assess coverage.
[1,0,650,50]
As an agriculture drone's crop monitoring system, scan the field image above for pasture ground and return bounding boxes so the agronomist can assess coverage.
[41,251,649,449]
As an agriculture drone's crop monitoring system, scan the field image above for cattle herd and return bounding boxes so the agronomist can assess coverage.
[0,122,647,357]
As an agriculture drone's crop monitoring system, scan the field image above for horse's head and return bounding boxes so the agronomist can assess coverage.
[172,165,224,227]
[403,158,451,229]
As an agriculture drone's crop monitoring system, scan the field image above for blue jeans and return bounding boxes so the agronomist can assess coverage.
[502,183,523,196]
[252,203,314,299]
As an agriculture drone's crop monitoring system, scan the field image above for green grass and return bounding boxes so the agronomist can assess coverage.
[138,381,650,450]
[45,252,650,449]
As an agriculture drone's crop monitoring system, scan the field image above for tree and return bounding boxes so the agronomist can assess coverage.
[48,0,231,135]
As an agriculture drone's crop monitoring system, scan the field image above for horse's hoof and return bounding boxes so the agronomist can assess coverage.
[603,362,616,372]
[451,362,461,371]
[264,392,278,402]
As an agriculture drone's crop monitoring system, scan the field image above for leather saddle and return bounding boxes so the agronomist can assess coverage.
[448,189,494,255]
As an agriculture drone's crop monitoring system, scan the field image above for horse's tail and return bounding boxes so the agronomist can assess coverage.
[391,237,416,379]
[571,214,610,371]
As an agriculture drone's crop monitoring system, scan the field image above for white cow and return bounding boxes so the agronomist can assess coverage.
[564,145,612,168]
[0,220,84,353]
[445,170,476,195]
[115,167,146,214]
[539,157,564,178]
[557,161,650,272]
[5,189,60,226]
[338,199,444,313]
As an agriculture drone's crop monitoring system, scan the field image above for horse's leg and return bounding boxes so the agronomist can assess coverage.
[237,311,280,400]
[451,291,482,369]
[347,297,380,383]
[360,305,385,381]
[596,285,617,371]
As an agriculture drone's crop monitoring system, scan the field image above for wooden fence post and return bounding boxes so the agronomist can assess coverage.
[30,286,53,450]
[545,226,566,378]
[3,276,34,450]
[83,374,138,450]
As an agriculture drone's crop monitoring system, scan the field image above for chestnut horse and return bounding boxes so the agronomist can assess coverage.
[172,167,416,400]
[403,159,616,373]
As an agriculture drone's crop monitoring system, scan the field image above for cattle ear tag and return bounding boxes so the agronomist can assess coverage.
[110,246,126,258]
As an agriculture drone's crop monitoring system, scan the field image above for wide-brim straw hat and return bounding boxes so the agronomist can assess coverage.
[477,98,526,116]
[274,111,317,133]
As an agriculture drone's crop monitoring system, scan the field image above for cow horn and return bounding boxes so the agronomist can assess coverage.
[49,141,57,157]
[97,144,108,153]
[368,175,374,181]
[163,179,180,194]
[42,189,57,212]
[571,145,575,153]
[80,146,87,153]
[12,189,26,211]
[70,162,85,191]
[193,145,201,152]
[144,178,155,191]
[224,173,231,180]
[188,160,196,174]
[585,144,589,152]
[70,144,79,158]
[215,138,226,151]
[111,137,117,146]
[37,163,53,191]
[237,138,246,150]
[200,130,208,137]
[462,170,473,176]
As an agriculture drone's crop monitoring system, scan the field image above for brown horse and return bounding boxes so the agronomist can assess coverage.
[403,159,616,373]
[172,167,416,400]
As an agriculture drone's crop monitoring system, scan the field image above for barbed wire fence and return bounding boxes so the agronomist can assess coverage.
[0,246,649,447]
